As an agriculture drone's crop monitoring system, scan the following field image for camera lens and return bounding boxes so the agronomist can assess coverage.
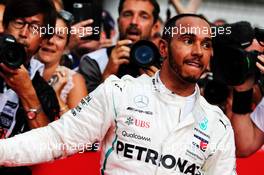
[130,40,160,68]
[134,45,154,65]
[212,45,258,86]
[0,35,26,69]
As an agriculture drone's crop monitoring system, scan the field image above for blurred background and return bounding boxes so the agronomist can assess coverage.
[104,0,264,27]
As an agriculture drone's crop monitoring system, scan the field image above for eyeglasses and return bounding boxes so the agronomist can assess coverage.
[58,10,74,25]
[10,19,42,35]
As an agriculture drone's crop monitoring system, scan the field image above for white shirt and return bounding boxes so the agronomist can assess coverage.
[0,72,236,175]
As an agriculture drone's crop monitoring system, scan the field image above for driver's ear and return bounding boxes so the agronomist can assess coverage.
[159,39,168,60]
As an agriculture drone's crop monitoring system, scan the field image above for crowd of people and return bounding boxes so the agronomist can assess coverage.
[0,0,263,174]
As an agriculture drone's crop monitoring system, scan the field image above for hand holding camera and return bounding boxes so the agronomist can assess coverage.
[0,63,33,96]
[256,55,264,74]
[103,39,162,79]
[102,39,131,80]
[0,34,30,95]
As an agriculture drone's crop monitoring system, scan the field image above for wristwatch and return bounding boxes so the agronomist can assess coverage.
[26,106,42,120]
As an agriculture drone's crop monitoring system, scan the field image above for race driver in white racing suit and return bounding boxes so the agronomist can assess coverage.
[0,14,236,175]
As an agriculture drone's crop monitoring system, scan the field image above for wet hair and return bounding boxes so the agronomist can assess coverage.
[3,0,57,39]
[118,0,160,24]
[162,13,211,43]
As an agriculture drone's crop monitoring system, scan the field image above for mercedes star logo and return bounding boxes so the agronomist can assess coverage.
[134,95,149,108]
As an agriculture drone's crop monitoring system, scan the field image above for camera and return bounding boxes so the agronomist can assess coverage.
[129,40,162,69]
[0,34,26,69]
[109,40,162,78]
[211,45,261,86]
[72,1,102,40]
[211,21,264,86]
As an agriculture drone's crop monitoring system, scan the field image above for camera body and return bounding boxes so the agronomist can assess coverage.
[129,40,162,69]
[0,34,26,69]
[211,21,264,86]
[109,40,162,78]
[211,45,261,86]
[72,1,102,40]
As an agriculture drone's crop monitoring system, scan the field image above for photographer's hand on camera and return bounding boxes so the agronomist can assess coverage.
[0,63,50,128]
[257,55,264,74]
[102,40,132,80]
[0,63,32,96]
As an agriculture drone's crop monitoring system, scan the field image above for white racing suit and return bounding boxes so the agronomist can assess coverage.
[0,72,236,175]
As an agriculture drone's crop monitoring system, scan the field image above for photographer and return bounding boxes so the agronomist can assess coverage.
[231,55,264,157]
[79,0,161,92]
[0,0,60,173]
[212,21,264,157]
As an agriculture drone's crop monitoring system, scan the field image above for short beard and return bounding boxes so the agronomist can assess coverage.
[168,47,199,84]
